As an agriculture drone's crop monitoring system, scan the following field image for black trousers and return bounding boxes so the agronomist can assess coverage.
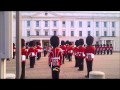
[75,56,79,67]
[13,52,16,59]
[100,51,102,55]
[44,51,47,57]
[62,54,65,64]
[86,61,93,76]
[97,51,99,55]
[78,58,84,70]
[103,50,106,55]
[37,52,41,60]
[30,57,35,68]
[68,54,72,61]
[107,50,109,55]
[110,50,112,55]
[52,66,60,79]
[20,62,25,79]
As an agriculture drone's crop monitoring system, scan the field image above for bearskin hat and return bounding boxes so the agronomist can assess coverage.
[29,41,35,47]
[69,42,72,45]
[21,39,25,47]
[75,40,79,47]
[110,44,112,46]
[50,35,59,48]
[61,40,65,45]
[79,39,84,45]
[103,44,105,46]
[86,36,94,46]
[36,42,41,45]
[66,40,69,44]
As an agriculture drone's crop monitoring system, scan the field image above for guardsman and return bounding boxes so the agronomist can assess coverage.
[73,40,79,67]
[48,35,62,79]
[36,42,42,60]
[60,40,66,64]
[110,44,113,55]
[26,42,29,59]
[20,39,27,79]
[106,44,109,55]
[65,40,69,60]
[103,44,106,55]
[67,42,74,62]
[77,39,85,71]
[94,44,97,55]
[100,44,103,55]
[28,41,36,68]
[85,36,95,78]
[13,43,16,59]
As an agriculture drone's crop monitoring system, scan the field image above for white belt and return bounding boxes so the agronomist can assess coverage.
[13,49,16,52]
[78,52,85,57]
[86,53,94,58]
[30,52,35,57]
[37,49,41,52]
[22,55,26,61]
[51,57,60,60]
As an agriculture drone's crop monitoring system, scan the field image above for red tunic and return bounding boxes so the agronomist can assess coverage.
[85,46,95,61]
[110,46,113,50]
[13,46,16,52]
[28,47,36,57]
[21,47,27,62]
[60,45,66,55]
[77,46,85,58]
[48,47,62,67]
[36,45,42,53]
[73,47,79,57]
[67,46,74,54]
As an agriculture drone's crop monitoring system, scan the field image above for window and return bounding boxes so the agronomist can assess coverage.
[79,31,82,36]
[45,31,48,36]
[54,31,57,36]
[71,31,74,36]
[104,22,107,27]
[112,22,115,27]
[27,20,30,27]
[112,31,115,36]
[36,21,39,27]
[36,31,39,36]
[96,22,99,27]
[79,21,82,27]
[96,31,99,36]
[27,31,30,36]
[45,21,48,27]
[71,21,74,27]
[87,21,90,27]
[62,31,66,36]
[104,31,107,36]
[62,21,66,27]
[53,21,57,27]
[88,31,91,36]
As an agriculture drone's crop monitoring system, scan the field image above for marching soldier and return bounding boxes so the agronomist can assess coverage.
[26,42,29,59]
[110,44,113,55]
[36,42,42,60]
[77,39,85,71]
[48,35,62,79]
[20,39,27,79]
[100,44,103,55]
[106,44,110,55]
[28,41,36,68]
[60,40,66,64]
[67,42,74,62]
[13,43,16,59]
[65,40,69,60]
[103,44,106,55]
[85,36,95,78]
[73,40,79,67]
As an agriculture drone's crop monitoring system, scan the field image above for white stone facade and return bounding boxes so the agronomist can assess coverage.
[13,11,120,51]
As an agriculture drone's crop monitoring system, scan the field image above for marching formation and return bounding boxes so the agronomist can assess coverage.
[12,35,113,79]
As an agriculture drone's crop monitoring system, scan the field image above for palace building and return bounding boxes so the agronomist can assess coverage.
[13,11,120,51]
